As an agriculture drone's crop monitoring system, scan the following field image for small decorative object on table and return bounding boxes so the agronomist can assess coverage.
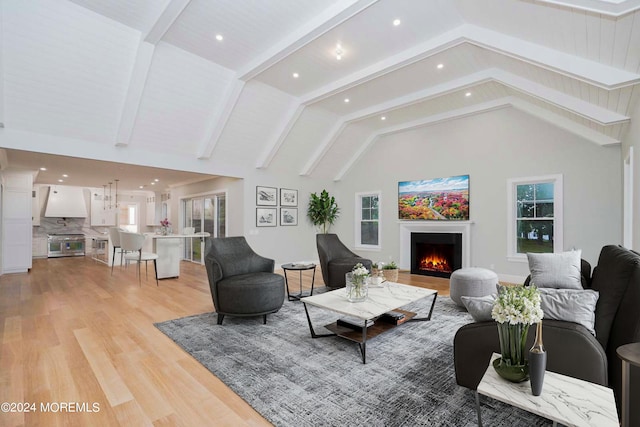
[160,218,171,235]
[382,260,399,282]
[529,321,547,396]
[491,285,543,383]
[346,263,369,302]
[369,262,386,286]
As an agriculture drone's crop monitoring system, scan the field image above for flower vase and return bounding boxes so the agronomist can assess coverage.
[161,227,168,235]
[345,272,368,302]
[494,322,530,382]
[529,322,547,396]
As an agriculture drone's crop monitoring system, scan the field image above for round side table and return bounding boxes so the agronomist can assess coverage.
[281,263,316,301]
[617,342,640,427]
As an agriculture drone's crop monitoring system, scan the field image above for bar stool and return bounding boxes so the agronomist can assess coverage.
[119,231,159,286]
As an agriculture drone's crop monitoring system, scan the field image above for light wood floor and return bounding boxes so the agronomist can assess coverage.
[0,257,450,426]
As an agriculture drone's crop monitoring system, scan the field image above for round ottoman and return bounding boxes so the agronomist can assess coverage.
[449,267,499,307]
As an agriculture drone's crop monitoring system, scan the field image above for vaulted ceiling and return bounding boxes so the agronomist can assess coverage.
[2,0,640,187]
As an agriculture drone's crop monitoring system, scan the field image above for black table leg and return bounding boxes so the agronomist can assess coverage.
[302,302,336,339]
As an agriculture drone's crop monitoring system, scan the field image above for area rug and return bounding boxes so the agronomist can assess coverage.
[155,296,547,426]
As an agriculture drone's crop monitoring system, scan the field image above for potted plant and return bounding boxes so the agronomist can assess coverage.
[307,189,339,233]
[382,260,399,282]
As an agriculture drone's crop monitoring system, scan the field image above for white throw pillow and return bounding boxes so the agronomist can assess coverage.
[538,288,599,335]
[461,294,496,322]
[527,250,582,289]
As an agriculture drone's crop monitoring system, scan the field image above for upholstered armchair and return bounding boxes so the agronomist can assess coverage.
[205,236,285,325]
[316,234,372,289]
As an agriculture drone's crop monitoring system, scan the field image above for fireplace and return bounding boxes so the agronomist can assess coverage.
[411,232,462,278]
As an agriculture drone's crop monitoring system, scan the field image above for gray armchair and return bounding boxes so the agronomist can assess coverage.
[205,236,285,325]
[316,234,372,289]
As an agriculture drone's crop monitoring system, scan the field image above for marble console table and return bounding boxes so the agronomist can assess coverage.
[148,233,210,279]
[476,353,618,427]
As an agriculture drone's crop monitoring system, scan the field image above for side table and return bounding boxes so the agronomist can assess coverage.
[476,353,618,427]
[617,342,640,427]
[281,263,316,301]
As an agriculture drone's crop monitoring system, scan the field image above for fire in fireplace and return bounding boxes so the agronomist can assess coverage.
[411,232,462,278]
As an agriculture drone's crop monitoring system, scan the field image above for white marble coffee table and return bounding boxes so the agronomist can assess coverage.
[476,353,619,427]
[301,282,437,363]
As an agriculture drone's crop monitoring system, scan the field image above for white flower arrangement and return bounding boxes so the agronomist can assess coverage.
[351,263,369,280]
[491,285,543,325]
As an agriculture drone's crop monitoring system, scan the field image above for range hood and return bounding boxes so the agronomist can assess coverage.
[44,185,88,218]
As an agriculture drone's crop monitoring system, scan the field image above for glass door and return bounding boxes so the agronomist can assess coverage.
[182,193,226,264]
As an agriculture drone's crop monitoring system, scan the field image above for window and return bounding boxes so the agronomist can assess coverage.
[507,175,563,262]
[355,192,381,249]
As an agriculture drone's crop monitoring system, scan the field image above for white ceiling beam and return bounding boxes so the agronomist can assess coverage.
[509,98,621,146]
[334,99,512,181]
[197,80,245,160]
[333,96,619,181]
[301,26,468,105]
[303,68,629,176]
[238,0,380,81]
[299,121,348,176]
[300,24,640,108]
[144,0,191,44]
[465,24,640,90]
[115,40,155,147]
[256,104,305,168]
[536,0,640,17]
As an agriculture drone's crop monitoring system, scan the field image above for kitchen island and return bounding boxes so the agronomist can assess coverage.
[147,233,210,279]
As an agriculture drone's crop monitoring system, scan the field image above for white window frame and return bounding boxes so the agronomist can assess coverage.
[507,174,563,262]
[355,191,381,250]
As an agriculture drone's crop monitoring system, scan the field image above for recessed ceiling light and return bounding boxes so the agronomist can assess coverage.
[335,43,344,60]
[393,19,401,26]
[215,34,223,41]
[58,179,63,183]
[465,92,472,97]
[40,167,47,171]
[154,179,159,182]
[62,174,68,178]
[437,63,444,69]
[151,182,155,185]
[381,116,386,120]
[292,72,299,78]
[139,186,144,189]
[344,98,350,103]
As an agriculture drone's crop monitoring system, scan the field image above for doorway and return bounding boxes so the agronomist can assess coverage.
[182,193,226,264]
[119,203,139,233]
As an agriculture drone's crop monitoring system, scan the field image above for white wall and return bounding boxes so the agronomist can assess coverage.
[335,107,622,281]
[621,94,640,251]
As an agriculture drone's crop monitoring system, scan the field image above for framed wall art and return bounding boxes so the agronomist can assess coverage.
[398,174,469,221]
[256,186,277,206]
[256,208,277,227]
[280,208,298,226]
[280,188,298,207]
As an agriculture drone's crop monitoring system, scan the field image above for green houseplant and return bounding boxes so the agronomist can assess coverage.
[307,189,339,233]
[382,260,399,282]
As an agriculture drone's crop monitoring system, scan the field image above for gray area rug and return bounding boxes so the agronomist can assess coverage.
[155,295,547,426]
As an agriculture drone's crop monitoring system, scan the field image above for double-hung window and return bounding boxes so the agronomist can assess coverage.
[507,175,563,261]
[355,192,381,250]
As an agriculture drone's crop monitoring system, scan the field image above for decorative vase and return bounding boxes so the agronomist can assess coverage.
[345,272,368,302]
[161,226,168,235]
[494,322,530,382]
[529,322,547,396]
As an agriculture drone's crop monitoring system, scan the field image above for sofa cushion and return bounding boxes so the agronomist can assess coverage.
[538,288,599,336]
[590,245,640,350]
[527,250,582,289]
[461,294,495,322]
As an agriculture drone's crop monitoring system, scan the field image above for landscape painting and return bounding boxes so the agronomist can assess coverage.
[398,175,470,220]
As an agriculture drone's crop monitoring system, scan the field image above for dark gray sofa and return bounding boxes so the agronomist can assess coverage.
[204,236,285,325]
[454,245,640,424]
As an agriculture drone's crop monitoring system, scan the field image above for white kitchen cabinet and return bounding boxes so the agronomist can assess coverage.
[146,195,158,226]
[2,172,33,272]
[32,186,41,226]
[90,190,116,226]
[32,237,48,258]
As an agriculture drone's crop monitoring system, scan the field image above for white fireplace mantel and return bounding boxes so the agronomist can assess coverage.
[399,221,472,270]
